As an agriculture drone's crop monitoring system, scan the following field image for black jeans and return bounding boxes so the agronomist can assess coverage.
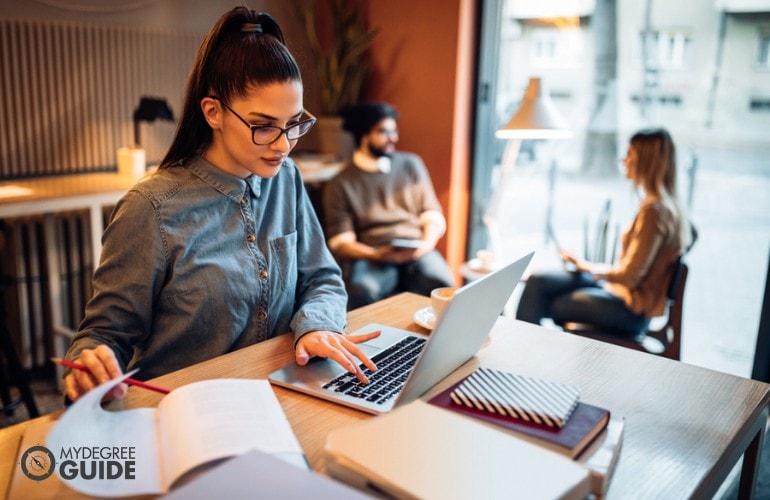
[516,271,649,336]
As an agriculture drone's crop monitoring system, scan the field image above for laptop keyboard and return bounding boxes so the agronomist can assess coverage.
[322,336,427,405]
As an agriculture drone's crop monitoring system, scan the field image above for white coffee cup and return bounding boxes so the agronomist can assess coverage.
[431,286,458,322]
[476,249,496,272]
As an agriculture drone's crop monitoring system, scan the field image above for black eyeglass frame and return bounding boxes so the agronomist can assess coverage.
[209,96,316,146]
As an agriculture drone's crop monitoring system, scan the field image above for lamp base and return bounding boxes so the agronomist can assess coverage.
[117,147,146,179]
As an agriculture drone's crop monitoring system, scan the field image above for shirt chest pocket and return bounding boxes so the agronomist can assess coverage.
[269,231,297,292]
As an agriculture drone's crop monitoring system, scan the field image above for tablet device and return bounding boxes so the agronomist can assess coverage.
[547,222,578,272]
[390,238,423,249]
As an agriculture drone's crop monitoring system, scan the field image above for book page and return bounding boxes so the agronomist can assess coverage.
[45,371,163,497]
[157,379,304,489]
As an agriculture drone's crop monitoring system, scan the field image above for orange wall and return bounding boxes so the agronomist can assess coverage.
[364,0,477,282]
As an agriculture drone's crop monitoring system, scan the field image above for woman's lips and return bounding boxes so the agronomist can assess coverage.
[262,156,285,167]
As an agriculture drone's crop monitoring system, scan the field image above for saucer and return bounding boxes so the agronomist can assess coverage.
[414,306,436,330]
[467,258,496,274]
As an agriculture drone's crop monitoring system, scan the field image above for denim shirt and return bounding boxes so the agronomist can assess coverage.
[66,156,347,380]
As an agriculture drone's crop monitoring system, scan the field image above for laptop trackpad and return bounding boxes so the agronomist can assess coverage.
[353,327,418,356]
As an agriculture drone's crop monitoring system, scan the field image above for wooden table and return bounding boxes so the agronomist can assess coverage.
[2,292,769,498]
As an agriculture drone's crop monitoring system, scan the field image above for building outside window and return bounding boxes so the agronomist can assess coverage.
[472,0,770,378]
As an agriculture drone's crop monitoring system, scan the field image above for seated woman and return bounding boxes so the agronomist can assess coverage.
[62,8,378,402]
[516,128,694,336]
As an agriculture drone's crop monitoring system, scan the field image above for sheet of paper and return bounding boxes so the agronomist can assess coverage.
[45,371,163,497]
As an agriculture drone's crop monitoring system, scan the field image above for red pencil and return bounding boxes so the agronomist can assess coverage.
[51,357,170,395]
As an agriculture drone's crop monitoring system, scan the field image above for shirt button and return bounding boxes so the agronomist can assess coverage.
[258,310,267,321]
[241,197,248,206]
[260,269,269,280]
[246,234,256,243]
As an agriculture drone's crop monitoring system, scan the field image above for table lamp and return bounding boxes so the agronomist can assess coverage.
[133,96,175,147]
[118,97,175,178]
[481,77,572,266]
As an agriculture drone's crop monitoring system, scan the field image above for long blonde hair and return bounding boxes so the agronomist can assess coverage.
[629,128,692,251]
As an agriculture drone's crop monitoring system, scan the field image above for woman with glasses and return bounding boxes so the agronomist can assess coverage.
[63,7,379,401]
[516,128,694,336]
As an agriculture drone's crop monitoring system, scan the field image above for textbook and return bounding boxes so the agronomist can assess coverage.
[428,375,610,459]
[324,400,591,499]
[33,373,306,497]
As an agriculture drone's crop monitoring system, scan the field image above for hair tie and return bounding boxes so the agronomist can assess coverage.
[241,22,262,33]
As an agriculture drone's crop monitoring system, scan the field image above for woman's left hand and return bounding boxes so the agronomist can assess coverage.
[295,330,381,384]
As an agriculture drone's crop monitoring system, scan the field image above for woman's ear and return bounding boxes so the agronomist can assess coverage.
[200,97,222,130]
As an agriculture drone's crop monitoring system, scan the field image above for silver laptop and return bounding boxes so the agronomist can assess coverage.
[268,252,534,414]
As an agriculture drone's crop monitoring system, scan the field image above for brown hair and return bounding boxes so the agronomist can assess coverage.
[629,128,677,199]
[629,128,692,250]
[160,8,302,168]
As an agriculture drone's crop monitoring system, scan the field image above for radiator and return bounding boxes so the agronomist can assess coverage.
[0,17,200,179]
[1,210,101,371]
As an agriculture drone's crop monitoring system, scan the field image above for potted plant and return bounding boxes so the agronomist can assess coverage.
[296,0,379,159]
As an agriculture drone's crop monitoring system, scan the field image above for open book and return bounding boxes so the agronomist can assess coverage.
[42,372,305,497]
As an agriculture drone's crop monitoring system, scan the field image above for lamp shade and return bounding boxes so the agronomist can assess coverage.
[496,77,572,140]
[133,96,175,147]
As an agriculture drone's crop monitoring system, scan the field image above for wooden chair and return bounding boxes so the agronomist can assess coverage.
[1,276,40,418]
[562,259,688,360]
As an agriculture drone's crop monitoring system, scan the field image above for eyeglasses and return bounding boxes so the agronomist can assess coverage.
[210,97,316,146]
[374,127,399,137]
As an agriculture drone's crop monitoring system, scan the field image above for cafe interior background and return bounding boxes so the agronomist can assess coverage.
[0,0,769,419]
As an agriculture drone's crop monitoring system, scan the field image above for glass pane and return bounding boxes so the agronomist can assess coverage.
[473,0,770,377]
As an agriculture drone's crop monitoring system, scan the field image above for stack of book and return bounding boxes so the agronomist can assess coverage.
[324,368,624,498]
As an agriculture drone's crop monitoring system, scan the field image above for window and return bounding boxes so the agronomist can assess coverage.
[472,0,770,380]
[749,98,770,111]
[643,30,692,69]
[530,27,584,68]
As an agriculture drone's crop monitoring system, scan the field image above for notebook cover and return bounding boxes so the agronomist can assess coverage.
[448,368,580,428]
[428,378,610,458]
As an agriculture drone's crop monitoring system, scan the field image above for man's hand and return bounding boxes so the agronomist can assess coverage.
[295,330,381,383]
[375,246,417,264]
[63,345,127,402]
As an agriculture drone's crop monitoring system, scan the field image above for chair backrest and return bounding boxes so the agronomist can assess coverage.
[562,257,689,360]
[647,259,688,360]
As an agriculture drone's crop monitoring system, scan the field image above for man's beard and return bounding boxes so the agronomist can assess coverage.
[367,143,394,159]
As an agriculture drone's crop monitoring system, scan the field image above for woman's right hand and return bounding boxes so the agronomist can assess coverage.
[559,249,578,265]
[63,345,127,402]
[560,250,591,273]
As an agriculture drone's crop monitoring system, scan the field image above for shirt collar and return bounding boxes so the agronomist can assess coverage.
[189,155,262,202]
[353,149,391,174]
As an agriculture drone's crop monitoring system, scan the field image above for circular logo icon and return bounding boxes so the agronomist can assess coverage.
[20,445,56,481]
